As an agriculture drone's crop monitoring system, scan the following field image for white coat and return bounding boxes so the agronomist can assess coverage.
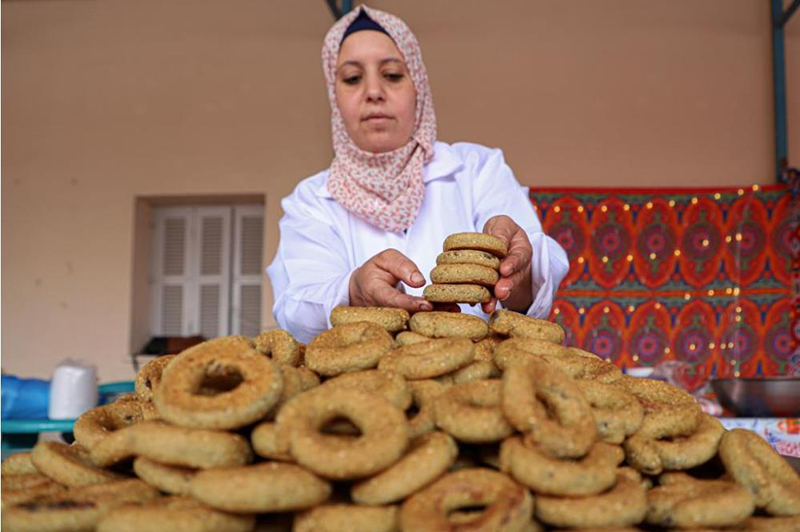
[267,141,570,344]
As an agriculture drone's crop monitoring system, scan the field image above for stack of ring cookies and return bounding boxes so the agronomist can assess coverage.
[4,305,800,532]
[423,232,507,305]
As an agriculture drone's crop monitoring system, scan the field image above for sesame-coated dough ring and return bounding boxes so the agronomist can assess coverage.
[535,475,648,529]
[580,380,643,444]
[73,395,146,450]
[443,232,508,258]
[451,360,500,384]
[96,495,256,532]
[406,379,448,439]
[154,336,284,430]
[264,363,308,419]
[1,480,67,507]
[410,311,489,340]
[294,504,399,532]
[305,321,394,376]
[135,355,175,402]
[1,479,159,532]
[320,369,412,410]
[718,428,800,516]
[423,283,492,304]
[624,414,724,475]
[296,365,320,389]
[1,453,38,475]
[395,331,431,346]
[616,375,702,440]
[645,478,755,529]
[378,338,475,380]
[400,468,533,532]
[282,387,409,480]
[494,338,621,382]
[430,263,500,287]
[434,379,513,443]
[253,329,301,366]
[502,358,597,458]
[351,431,458,505]
[489,310,565,344]
[499,437,622,497]
[133,457,196,495]
[90,420,252,469]
[330,306,410,333]
[1,472,53,491]
[436,249,501,270]
[189,462,332,513]
[251,421,294,461]
[30,441,124,487]
[475,335,503,360]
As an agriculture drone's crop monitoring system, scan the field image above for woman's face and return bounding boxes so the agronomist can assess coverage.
[335,31,417,153]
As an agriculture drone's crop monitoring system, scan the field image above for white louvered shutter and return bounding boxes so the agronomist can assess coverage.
[231,205,264,337]
[150,207,193,336]
[194,207,232,339]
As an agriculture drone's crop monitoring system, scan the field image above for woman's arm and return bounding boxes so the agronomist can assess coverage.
[267,188,355,343]
[469,147,569,317]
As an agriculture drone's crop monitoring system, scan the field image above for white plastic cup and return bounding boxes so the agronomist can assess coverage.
[47,359,99,420]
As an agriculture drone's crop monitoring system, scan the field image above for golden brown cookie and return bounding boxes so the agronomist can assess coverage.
[436,250,501,270]
[430,264,500,287]
[410,311,489,340]
[443,232,508,258]
[330,306,410,333]
[423,284,491,304]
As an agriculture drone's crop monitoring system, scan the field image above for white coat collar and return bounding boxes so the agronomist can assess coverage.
[316,141,463,199]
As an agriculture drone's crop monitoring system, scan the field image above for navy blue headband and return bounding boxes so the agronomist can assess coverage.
[341,9,392,44]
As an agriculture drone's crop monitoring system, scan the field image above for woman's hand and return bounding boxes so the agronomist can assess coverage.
[481,215,533,314]
[349,249,434,313]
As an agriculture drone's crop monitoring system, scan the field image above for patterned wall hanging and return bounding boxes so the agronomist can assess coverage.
[530,185,799,390]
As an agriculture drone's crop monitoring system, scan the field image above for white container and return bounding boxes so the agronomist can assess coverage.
[47,359,98,420]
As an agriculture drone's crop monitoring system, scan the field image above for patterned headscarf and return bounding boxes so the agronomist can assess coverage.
[322,6,437,233]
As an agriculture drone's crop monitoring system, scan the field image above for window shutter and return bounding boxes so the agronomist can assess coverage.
[231,205,264,337]
[150,207,193,336]
[194,207,232,339]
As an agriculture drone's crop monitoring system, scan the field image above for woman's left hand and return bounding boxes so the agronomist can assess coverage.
[481,215,533,314]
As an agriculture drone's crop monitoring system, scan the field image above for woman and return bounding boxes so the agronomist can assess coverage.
[267,6,569,343]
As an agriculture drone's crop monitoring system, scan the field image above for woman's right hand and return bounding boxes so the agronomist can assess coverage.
[349,249,434,313]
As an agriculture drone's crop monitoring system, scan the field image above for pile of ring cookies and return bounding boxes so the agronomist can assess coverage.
[423,232,506,305]
[3,307,800,532]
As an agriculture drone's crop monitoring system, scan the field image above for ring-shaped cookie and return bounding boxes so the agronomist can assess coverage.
[499,437,622,497]
[154,336,284,430]
[253,329,301,366]
[330,306,410,333]
[351,431,458,505]
[410,311,488,340]
[305,321,394,376]
[502,358,596,458]
[489,310,565,344]
[378,338,474,380]
[282,387,409,480]
[400,468,533,532]
[443,232,508,258]
[434,380,513,443]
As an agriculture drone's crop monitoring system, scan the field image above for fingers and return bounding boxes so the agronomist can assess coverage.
[372,284,432,313]
[374,249,426,288]
[481,297,498,314]
[494,270,525,301]
[483,215,516,246]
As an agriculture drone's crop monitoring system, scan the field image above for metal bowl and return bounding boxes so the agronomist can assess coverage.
[710,377,800,418]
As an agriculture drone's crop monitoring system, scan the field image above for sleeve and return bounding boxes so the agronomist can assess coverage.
[266,186,355,344]
[469,147,570,318]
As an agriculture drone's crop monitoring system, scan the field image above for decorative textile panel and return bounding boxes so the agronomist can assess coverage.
[530,185,799,389]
